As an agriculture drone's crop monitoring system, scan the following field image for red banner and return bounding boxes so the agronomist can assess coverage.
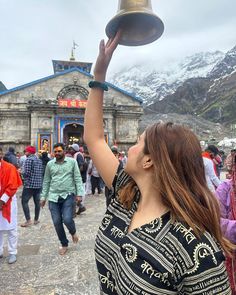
[58,99,87,108]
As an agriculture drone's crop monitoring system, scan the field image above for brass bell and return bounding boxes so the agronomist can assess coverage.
[105,0,164,46]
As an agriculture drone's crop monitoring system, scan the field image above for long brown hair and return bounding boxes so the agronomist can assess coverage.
[119,122,234,254]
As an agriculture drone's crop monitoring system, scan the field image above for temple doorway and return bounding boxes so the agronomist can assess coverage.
[63,123,84,146]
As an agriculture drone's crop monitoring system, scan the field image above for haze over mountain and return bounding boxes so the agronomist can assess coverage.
[110,50,225,105]
[109,45,236,129]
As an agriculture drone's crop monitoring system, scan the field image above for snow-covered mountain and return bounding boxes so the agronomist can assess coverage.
[208,45,236,79]
[146,45,236,125]
[109,50,224,105]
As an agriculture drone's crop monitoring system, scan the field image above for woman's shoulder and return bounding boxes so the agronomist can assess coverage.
[114,169,133,190]
[168,220,230,293]
[169,220,225,274]
[170,219,223,252]
[106,168,135,207]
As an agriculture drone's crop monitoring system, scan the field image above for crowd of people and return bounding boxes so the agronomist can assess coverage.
[0,35,236,294]
[200,144,236,293]
[0,142,128,260]
[0,135,236,293]
[0,130,236,293]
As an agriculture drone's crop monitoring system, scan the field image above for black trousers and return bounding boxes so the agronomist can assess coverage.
[90,175,101,195]
[21,187,41,221]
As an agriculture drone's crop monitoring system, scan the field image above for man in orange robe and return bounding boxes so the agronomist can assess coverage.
[0,147,22,264]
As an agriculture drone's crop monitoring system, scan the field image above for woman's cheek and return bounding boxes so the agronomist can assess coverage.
[128,146,139,156]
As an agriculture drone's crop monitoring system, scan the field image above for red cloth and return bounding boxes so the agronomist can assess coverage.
[25,146,36,154]
[0,160,22,223]
[202,151,218,175]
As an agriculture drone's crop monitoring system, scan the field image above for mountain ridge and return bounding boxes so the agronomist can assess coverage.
[109,50,224,105]
[109,45,236,127]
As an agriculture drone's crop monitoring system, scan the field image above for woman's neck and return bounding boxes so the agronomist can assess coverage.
[134,174,167,214]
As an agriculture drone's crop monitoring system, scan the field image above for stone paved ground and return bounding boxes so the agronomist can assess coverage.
[0,193,106,295]
[0,172,227,295]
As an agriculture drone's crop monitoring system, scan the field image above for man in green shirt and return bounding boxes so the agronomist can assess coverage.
[40,143,84,255]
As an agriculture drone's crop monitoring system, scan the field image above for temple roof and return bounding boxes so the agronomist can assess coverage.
[0,68,143,103]
[0,81,7,92]
[52,59,93,74]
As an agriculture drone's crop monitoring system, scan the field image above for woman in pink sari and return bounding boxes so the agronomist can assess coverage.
[216,154,236,294]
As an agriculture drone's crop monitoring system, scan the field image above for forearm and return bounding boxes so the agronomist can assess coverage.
[84,87,105,145]
[84,36,119,145]
[76,184,85,197]
[40,177,51,200]
[40,166,50,199]
[40,183,49,200]
[75,175,85,197]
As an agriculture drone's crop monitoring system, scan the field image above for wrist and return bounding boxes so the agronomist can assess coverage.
[1,194,9,203]
[88,81,108,91]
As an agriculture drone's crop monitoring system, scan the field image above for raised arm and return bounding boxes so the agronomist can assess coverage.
[84,33,121,188]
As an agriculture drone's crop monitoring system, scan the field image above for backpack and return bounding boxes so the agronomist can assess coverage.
[74,152,87,173]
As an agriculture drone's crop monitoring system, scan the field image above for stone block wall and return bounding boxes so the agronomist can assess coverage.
[0,70,143,152]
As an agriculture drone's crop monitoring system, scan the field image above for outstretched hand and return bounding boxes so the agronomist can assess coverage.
[94,31,121,81]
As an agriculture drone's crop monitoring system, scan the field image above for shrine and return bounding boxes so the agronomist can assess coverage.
[0,52,143,152]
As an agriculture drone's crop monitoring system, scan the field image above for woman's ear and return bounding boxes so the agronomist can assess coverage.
[142,155,153,169]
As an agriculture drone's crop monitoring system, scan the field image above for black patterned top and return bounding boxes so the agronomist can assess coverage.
[95,169,231,295]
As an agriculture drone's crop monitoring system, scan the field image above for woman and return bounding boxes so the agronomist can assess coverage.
[216,154,236,294]
[84,34,233,294]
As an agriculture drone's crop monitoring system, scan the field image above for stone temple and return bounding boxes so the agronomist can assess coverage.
[0,53,143,153]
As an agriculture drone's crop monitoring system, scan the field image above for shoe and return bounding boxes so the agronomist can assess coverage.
[0,254,3,258]
[8,254,17,264]
[76,206,86,215]
[34,220,40,225]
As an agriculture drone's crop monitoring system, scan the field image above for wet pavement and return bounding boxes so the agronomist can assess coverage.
[0,193,106,295]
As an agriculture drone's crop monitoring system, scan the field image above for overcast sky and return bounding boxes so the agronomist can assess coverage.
[1,0,236,89]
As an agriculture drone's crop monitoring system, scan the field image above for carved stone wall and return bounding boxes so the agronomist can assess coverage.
[0,70,143,152]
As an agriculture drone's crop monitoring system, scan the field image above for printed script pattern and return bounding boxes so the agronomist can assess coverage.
[95,170,231,295]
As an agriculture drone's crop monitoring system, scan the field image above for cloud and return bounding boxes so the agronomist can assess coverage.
[0,0,235,88]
